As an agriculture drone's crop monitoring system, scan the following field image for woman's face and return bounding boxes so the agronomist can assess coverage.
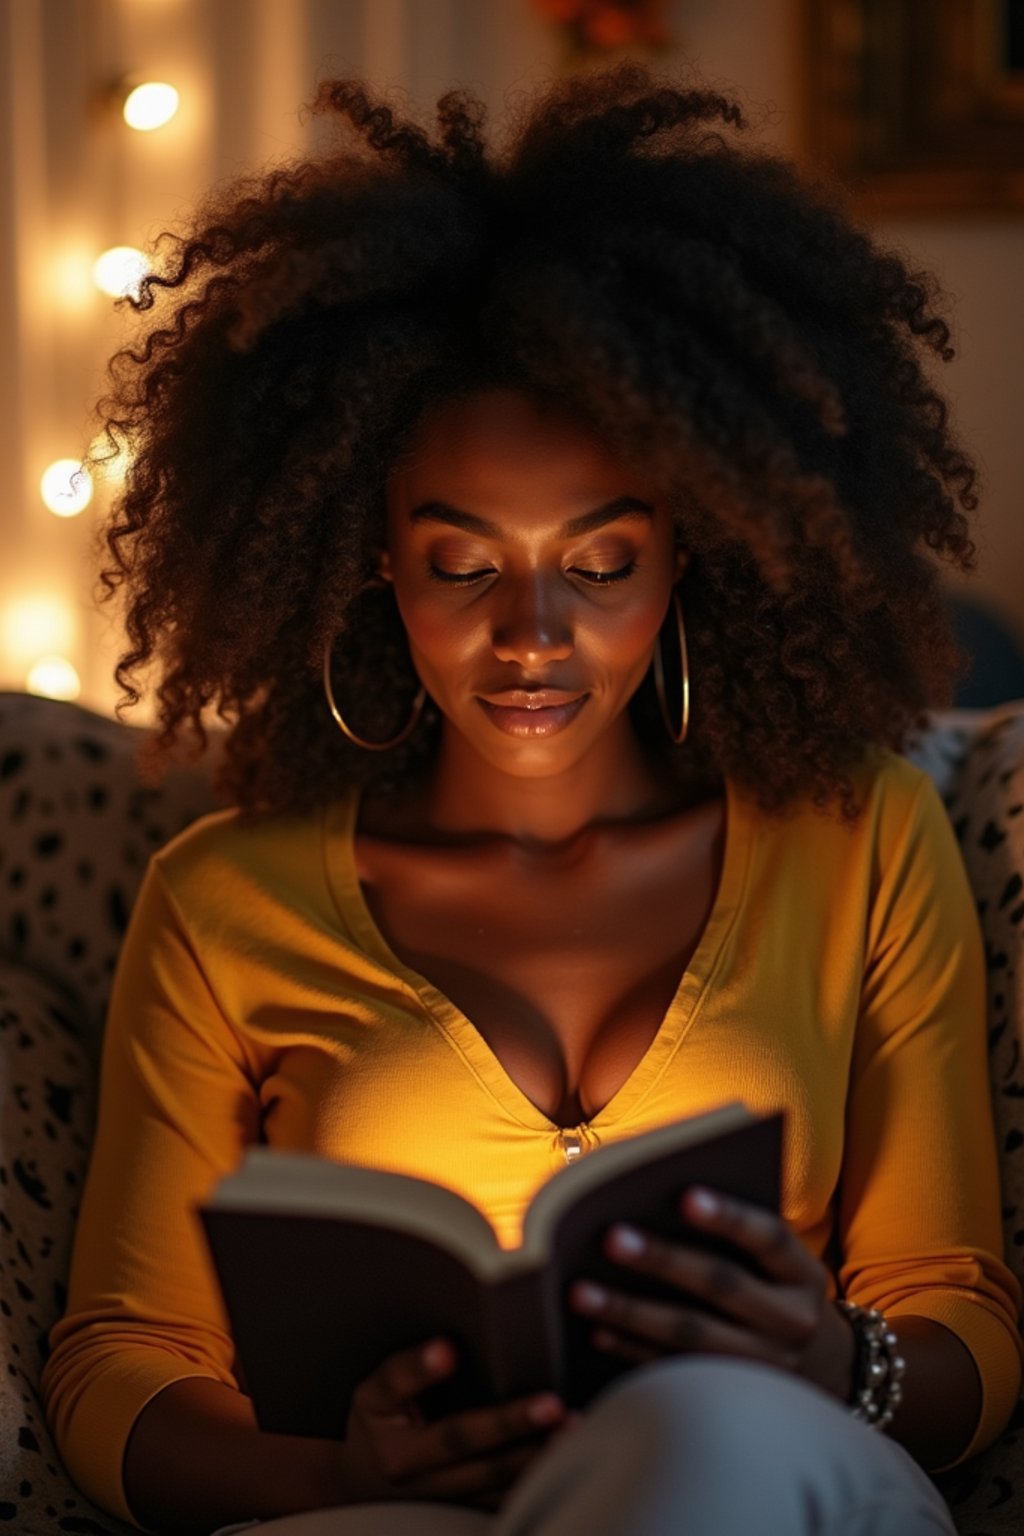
[381,388,686,779]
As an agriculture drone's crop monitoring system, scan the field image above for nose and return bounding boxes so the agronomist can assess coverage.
[490,572,574,667]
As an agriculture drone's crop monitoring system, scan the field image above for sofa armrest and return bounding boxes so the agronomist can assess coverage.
[920,707,1024,1534]
[0,958,139,1534]
[0,690,224,1055]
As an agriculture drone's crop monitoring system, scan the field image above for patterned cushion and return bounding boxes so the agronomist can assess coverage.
[1,691,1022,1533]
[0,692,222,1533]
[920,709,1024,1533]
[0,690,223,1056]
[0,958,137,1534]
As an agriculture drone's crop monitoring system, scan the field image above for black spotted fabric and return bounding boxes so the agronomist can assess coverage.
[0,959,138,1534]
[0,692,222,1533]
[1,689,1023,1534]
[0,691,224,1059]
[913,708,1024,1534]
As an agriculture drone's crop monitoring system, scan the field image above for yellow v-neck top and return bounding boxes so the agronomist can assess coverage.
[329,778,751,1170]
[41,747,1024,1528]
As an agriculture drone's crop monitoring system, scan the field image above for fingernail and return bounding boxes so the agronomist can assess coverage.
[608,1224,645,1257]
[527,1394,565,1425]
[422,1340,453,1372]
[571,1280,608,1312]
[687,1187,720,1217]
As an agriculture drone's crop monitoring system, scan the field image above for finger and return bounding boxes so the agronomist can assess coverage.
[599,1225,820,1348]
[678,1189,819,1285]
[411,1431,550,1503]
[573,1283,805,1370]
[591,1327,661,1366]
[461,1409,584,1512]
[466,1415,583,1510]
[432,1393,564,1469]
[397,1389,566,1480]
[357,1337,456,1418]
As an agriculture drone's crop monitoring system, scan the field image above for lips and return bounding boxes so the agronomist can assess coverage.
[476,691,590,738]
[478,689,584,710]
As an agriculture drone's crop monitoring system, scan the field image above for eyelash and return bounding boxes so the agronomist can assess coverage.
[426,561,638,588]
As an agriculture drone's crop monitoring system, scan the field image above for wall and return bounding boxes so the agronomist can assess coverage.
[0,0,558,719]
[871,218,1024,634]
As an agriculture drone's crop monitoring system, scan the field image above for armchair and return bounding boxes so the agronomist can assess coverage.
[1,688,1022,1535]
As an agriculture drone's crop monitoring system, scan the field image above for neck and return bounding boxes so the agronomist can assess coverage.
[416,718,694,850]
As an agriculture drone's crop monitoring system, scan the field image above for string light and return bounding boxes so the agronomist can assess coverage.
[10,65,182,697]
[93,245,149,300]
[1,596,77,664]
[123,81,179,131]
[26,656,82,701]
[40,459,93,517]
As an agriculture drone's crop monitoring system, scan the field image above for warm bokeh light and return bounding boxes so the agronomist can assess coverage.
[52,247,96,311]
[89,431,134,485]
[1,595,77,664]
[123,81,179,131]
[26,655,82,701]
[40,458,93,516]
[93,245,150,300]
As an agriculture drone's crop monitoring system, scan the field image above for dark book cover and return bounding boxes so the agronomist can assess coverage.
[198,1103,784,1437]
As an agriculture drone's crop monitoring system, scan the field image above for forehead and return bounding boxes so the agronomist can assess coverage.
[388,389,649,503]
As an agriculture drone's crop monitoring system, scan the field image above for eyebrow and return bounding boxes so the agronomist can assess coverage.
[408,495,655,539]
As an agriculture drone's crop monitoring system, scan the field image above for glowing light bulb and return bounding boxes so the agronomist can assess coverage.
[2,597,76,663]
[123,81,179,131]
[93,246,149,300]
[26,656,81,701]
[40,459,93,516]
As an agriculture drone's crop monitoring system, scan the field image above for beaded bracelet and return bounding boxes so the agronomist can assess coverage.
[836,1300,906,1431]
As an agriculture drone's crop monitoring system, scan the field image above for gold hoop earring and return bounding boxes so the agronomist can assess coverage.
[322,631,427,751]
[652,584,690,746]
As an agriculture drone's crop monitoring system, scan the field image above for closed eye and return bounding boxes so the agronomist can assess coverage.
[574,561,637,585]
[426,561,638,587]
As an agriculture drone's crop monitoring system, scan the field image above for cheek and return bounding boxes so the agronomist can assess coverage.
[587,599,666,672]
[394,592,480,675]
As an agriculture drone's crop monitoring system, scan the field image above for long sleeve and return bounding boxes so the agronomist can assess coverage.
[40,858,263,1529]
[836,770,1024,1470]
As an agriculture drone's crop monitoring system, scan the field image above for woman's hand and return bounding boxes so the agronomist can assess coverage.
[568,1186,857,1402]
[334,1336,577,1513]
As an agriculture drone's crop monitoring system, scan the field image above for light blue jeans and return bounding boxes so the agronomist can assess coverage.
[211,1356,958,1536]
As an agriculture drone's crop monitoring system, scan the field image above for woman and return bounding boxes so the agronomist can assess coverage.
[41,62,1022,1536]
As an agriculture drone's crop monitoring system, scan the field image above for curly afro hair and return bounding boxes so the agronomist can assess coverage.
[88,60,980,827]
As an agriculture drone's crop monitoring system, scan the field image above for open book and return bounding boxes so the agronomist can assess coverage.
[198,1102,783,1437]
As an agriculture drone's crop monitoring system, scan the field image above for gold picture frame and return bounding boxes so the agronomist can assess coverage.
[800,0,1024,215]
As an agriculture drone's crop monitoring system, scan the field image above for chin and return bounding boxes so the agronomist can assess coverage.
[478,739,590,778]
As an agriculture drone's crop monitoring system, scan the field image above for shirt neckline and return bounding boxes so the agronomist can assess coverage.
[322,775,751,1136]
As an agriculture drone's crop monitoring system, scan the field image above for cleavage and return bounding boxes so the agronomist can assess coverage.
[354,798,726,1126]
